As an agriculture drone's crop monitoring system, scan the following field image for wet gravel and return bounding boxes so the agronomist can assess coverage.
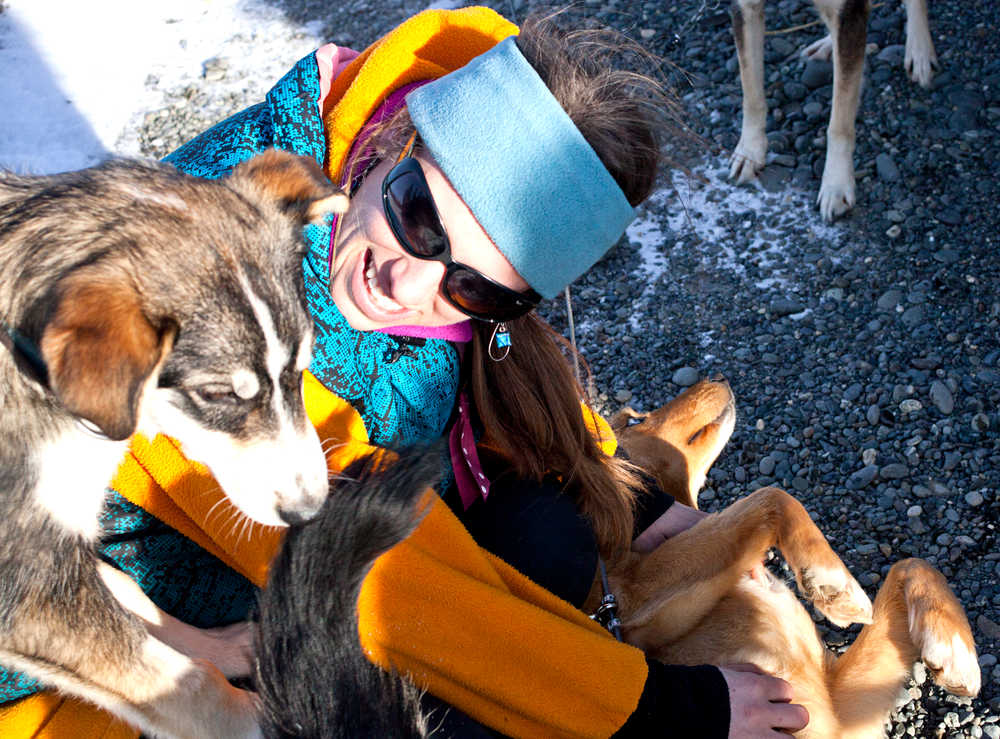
[135,0,998,735]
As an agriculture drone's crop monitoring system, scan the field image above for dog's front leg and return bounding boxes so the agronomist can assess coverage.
[730,0,769,183]
[614,487,872,651]
[903,0,937,86]
[815,0,870,221]
[99,562,254,678]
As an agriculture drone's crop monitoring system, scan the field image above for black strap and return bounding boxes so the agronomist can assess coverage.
[1,321,50,388]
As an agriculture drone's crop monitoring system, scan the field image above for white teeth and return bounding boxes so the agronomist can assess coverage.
[364,257,403,312]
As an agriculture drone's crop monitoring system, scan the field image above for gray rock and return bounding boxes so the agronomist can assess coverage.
[672,367,700,387]
[847,465,879,490]
[880,463,909,480]
[929,380,955,414]
[769,297,806,316]
[802,59,833,88]
[876,153,901,182]
[965,491,985,507]
[877,289,903,311]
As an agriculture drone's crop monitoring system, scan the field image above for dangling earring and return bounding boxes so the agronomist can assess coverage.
[489,322,511,362]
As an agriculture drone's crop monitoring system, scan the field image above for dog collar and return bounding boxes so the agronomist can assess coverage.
[1,321,112,440]
[1,321,50,389]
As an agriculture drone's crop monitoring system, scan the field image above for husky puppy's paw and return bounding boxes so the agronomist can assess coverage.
[799,563,874,629]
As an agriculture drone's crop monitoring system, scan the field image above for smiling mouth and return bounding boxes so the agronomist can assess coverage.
[363,250,405,313]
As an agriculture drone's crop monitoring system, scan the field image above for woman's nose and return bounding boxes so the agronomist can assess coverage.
[388,256,446,309]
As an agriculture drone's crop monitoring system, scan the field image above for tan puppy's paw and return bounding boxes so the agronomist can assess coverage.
[903,559,981,697]
[800,563,874,628]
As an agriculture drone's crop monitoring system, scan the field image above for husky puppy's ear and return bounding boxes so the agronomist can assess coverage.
[232,149,349,225]
[39,265,174,441]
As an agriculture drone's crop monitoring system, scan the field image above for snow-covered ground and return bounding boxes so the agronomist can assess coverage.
[0,0,324,173]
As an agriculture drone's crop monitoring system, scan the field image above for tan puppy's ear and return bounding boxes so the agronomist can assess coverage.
[40,267,172,441]
[233,149,349,224]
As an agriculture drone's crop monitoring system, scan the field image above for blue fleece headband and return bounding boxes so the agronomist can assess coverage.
[405,37,635,300]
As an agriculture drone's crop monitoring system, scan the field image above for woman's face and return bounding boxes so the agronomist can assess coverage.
[329,152,530,330]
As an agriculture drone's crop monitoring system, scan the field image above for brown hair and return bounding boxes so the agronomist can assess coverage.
[343,12,676,557]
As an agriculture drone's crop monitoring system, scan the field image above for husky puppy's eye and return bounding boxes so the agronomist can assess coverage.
[191,385,240,404]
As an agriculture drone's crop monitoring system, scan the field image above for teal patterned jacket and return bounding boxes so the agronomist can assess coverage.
[0,51,461,703]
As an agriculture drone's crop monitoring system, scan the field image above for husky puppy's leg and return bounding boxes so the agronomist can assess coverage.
[829,558,980,738]
[0,559,259,739]
[99,563,254,679]
[814,0,870,222]
[729,0,769,184]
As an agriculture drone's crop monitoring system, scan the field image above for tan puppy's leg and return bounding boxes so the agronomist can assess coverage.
[829,558,980,738]
[99,562,254,679]
[814,0,870,221]
[730,0,769,183]
[616,487,872,651]
[903,0,937,86]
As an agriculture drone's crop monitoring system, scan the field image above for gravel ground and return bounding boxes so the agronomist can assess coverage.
[135,0,998,735]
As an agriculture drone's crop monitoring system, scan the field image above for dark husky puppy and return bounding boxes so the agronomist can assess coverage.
[0,152,346,738]
[255,450,433,739]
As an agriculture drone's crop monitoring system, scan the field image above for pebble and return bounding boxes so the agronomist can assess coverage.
[965,491,985,507]
[876,152,901,182]
[847,465,879,490]
[907,505,923,518]
[614,389,632,403]
[672,367,700,387]
[899,399,923,414]
[881,463,908,479]
[929,380,955,414]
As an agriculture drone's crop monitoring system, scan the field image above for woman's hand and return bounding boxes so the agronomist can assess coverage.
[719,663,809,737]
[632,502,709,553]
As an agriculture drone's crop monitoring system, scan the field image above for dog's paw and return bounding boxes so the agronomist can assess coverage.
[729,136,767,184]
[902,561,982,697]
[801,34,833,61]
[905,32,938,88]
[914,619,981,697]
[800,564,874,628]
[817,150,856,222]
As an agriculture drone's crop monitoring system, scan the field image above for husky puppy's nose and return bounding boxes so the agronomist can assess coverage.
[277,507,315,527]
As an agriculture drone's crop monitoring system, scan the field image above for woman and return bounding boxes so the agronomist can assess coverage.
[0,8,807,738]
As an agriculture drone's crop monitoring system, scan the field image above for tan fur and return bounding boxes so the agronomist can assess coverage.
[597,379,980,737]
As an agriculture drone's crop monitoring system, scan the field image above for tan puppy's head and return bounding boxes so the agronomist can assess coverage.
[611,377,736,508]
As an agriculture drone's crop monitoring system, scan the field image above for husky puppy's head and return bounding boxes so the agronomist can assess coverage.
[25,151,347,526]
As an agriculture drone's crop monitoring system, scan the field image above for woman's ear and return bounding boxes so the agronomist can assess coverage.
[232,149,350,224]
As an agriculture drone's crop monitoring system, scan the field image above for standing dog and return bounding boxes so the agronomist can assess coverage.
[0,151,346,738]
[606,378,980,738]
[729,0,938,220]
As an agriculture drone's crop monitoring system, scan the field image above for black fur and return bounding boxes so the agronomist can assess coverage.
[255,449,440,738]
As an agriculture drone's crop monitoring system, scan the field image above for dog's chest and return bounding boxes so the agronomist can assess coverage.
[31,426,128,540]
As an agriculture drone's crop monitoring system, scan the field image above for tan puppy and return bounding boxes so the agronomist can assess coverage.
[602,378,979,738]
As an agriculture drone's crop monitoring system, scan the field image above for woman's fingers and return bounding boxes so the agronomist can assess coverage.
[719,663,810,738]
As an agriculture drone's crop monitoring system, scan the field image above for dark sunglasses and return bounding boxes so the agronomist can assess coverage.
[381,133,541,323]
